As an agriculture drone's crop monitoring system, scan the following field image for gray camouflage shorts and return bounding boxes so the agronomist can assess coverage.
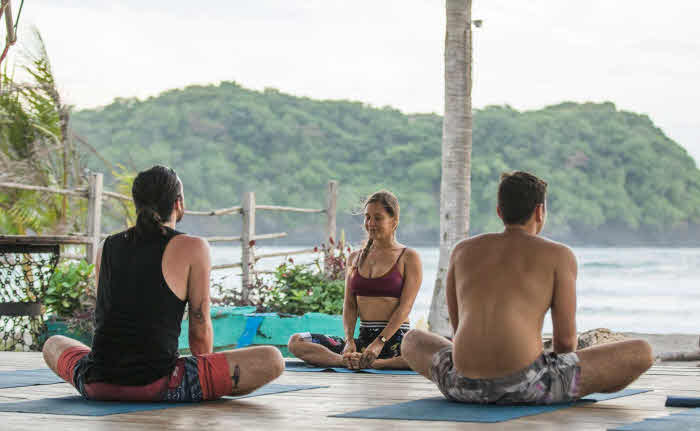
[430,346,581,404]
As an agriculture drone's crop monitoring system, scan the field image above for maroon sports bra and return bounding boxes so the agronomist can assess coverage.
[349,248,406,298]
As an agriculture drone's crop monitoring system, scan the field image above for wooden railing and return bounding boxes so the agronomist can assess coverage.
[0,175,338,301]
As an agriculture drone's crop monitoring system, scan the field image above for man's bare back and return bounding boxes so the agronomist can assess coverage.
[448,230,578,379]
[402,171,652,404]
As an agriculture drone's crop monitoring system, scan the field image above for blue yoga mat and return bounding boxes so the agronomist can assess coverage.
[0,368,65,389]
[225,383,327,400]
[285,360,418,375]
[665,396,700,407]
[609,409,700,430]
[331,388,652,423]
[235,316,264,348]
[0,384,326,416]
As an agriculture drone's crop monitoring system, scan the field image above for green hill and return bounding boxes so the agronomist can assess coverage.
[71,82,700,245]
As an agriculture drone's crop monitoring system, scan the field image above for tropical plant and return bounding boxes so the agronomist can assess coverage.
[428,0,473,335]
[0,27,82,234]
[45,260,94,318]
[260,260,345,315]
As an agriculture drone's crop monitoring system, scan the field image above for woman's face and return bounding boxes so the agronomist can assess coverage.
[364,201,396,241]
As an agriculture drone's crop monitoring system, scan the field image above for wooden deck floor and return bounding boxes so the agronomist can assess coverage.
[0,352,697,430]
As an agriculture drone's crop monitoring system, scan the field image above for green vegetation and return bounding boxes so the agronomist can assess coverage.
[0,29,80,234]
[261,261,345,315]
[213,240,351,315]
[71,82,700,244]
[45,260,94,318]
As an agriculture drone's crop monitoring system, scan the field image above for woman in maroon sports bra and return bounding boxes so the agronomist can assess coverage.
[288,190,423,370]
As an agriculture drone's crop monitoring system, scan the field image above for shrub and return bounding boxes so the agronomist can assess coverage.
[45,260,94,318]
[213,237,354,315]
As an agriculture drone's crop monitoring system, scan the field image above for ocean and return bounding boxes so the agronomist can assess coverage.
[210,245,700,334]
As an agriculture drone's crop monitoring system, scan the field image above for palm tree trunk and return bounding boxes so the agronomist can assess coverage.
[428,0,473,336]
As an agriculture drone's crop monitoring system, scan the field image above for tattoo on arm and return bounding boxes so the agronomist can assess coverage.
[190,304,205,322]
[232,365,240,388]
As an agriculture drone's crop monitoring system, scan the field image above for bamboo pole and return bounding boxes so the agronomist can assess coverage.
[211,248,318,271]
[102,190,130,201]
[86,173,103,265]
[205,236,242,243]
[0,182,87,197]
[211,262,243,271]
[254,248,318,261]
[185,206,242,216]
[255,205,325,213]
[240,192,256,302]
[656,350,700,362]
[2,0,15,44]
[324,180,338,273]
[0,235,92,245]
[204,232,287,243]
[325,181,338,243]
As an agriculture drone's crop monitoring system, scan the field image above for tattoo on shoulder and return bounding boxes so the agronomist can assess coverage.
[189,304,205,322]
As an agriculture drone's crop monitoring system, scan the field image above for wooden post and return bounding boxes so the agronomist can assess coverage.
[325,181,338,244]
[86,172,103,265]
[324,180,338,273]
[241,191,256,303]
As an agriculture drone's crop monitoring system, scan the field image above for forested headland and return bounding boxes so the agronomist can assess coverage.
[71,81,700,245]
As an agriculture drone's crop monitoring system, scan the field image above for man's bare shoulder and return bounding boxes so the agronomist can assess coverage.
[453,233,500,248]
[169,234,210,256]
[534,235,575,255]
[528,236,577,268]
[450,233,497,258]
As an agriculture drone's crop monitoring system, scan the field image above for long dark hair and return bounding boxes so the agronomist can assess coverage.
[131,165,181,239]
[356,190,400,268]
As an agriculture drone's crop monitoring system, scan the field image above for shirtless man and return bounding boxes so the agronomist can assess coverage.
[43,165,284,401]
[402,171,653,404]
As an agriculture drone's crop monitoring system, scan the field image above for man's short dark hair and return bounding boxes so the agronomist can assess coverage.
[498,171,548,225]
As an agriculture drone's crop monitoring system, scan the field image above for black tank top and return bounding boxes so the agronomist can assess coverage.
[82,226,186,385]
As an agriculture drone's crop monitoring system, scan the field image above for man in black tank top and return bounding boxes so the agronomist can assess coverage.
[43,166,284,402]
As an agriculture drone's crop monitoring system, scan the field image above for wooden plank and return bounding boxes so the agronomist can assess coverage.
[1,352,700,431]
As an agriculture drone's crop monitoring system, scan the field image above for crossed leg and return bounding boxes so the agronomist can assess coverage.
[42,335,284,397]
[287,333,344,367]
[400,329,452,379]
[288,333,411,369]
[42,335,88,380]
[401,330,654,398]
[575,339,653,396]
[218,346,284,395]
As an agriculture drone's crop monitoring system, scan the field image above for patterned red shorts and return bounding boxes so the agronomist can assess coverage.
[56,346,232,402]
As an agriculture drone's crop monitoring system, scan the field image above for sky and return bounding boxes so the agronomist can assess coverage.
[14,0,700,161]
